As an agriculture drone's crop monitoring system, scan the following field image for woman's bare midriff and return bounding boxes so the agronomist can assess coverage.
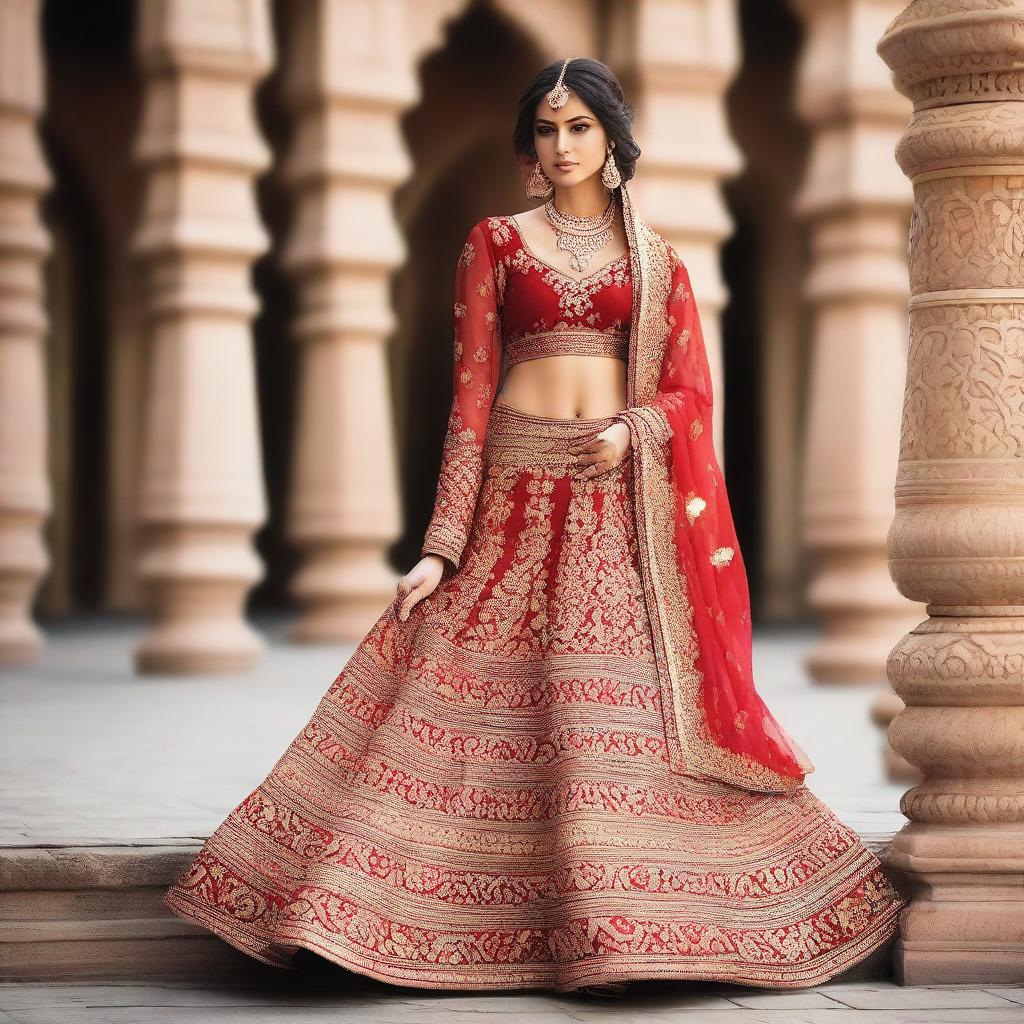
[497,354,627,419]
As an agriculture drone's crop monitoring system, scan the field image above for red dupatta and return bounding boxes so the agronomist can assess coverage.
[617,178,813,794]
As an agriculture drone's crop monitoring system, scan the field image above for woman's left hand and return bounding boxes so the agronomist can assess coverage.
[569,420,631,480]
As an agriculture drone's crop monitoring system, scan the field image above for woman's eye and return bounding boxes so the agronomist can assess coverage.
[536,125,589,134]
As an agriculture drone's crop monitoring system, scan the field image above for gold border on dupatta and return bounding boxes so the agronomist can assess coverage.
[618,181,804,796]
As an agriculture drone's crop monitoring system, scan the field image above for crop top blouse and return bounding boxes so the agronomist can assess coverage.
[494,214,632,366]
[421,214,634,569]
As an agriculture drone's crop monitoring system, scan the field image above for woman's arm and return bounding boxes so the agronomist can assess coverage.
[397,220,501,620]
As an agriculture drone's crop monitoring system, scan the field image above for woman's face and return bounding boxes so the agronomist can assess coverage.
[532,91,609,189]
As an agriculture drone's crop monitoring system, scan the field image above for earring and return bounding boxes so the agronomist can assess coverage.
[601,145,621,189]
[526,159,554,199]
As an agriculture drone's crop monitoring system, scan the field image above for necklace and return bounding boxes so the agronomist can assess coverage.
[543,194,617,274]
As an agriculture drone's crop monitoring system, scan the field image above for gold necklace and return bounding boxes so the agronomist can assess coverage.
[543,194,617,274]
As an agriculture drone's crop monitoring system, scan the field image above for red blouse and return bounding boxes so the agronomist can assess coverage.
[494,215,632,366]
[421,215,633,568]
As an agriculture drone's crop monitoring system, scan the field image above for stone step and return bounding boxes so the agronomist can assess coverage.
[0,844,261,982]
[0,838,903,984]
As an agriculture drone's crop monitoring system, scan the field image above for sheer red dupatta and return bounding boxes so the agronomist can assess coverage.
[421,220,501,571]
[618,182,813,795]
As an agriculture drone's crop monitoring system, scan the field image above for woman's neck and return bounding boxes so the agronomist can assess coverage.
[551,182,613,219]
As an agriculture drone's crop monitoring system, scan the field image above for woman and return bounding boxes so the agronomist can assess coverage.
[164,57,906,996]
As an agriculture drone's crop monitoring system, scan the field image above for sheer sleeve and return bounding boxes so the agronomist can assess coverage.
[421,220,502,572]
[618,247,813,791]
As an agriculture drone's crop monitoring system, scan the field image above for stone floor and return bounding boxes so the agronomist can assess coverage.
[2,978,1024,1023]
[0,614,906,849]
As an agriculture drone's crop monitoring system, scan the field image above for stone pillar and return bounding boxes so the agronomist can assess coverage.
[869,688,919,781]
[606,0,742,459]
[278,0,404,643]
[879,0,1024,984]
[132,0,272,674]
[793,0,924,684]
[0,0,51,665]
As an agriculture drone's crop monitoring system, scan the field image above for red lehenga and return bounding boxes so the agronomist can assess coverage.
[163,180,906,992]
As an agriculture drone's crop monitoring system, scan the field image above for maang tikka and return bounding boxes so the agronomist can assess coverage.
[525,57,622,199]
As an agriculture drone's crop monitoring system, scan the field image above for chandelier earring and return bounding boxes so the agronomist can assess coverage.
[526,159,554,200]
[601,143,621,190]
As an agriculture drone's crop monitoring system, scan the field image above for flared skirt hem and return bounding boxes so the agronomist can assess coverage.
[164,880,903,993]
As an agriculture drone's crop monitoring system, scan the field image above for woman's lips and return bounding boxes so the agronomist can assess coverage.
[555,163,577,171]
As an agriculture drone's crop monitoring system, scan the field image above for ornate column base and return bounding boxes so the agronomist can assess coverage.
[887,615,1024,982]
[135,526,265,675]
[287,542,397,644]
[0,524,47,664]
[804,558,923,683]
[890,823,1024,984]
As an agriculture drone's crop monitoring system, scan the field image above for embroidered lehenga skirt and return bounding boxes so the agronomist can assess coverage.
[164,401,905,992]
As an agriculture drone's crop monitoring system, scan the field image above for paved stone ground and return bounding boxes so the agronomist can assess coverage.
[2,978,1024,1023]
[0,614,906,848]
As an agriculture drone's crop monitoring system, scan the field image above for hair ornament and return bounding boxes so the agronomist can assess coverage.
[546,58,572,109]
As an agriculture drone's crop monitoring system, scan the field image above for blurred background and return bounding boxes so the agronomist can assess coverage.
[3,0,920,685]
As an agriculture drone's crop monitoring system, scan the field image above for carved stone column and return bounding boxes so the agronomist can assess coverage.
[132,0,272,673]
[606,0,742,459]
[278,0,404,643]
[878,0,1024,984]
[0,0,51,665]
[793,0,924,685]
[869,688,919,781]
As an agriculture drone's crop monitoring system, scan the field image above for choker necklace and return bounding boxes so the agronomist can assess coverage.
[543,195,617,274]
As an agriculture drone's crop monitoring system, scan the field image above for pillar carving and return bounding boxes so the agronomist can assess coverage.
[793,0,924,684]
[278,0,405,642]
[878,0,1024,984]
[132,0,272,673]
[0,0,51,665]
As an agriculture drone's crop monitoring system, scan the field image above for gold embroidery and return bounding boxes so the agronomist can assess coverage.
[689,417,703,440]
[710,546,734,568]
[505,326,628,367]
[505,245,631,320]
[426,402,656,664]
[684,493,706,525]
[164,218,907,985]
[486,214,514,248]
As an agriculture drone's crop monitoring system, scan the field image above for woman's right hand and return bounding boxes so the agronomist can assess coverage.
[395,555,446,621]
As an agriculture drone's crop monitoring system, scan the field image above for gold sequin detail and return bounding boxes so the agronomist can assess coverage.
[710,546,734,568]
[684,494,706,525]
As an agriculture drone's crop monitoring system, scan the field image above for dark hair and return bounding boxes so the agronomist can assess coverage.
[512,58,641,185]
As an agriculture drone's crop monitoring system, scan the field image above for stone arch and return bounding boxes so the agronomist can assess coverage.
[391,2,565,564]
